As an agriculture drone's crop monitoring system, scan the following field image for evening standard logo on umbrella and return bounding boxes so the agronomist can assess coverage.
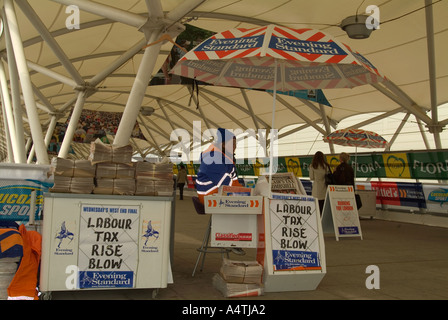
[195,35,264,52]
[270,36,345,56]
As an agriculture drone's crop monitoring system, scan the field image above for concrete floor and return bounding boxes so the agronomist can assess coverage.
[51,192,448,301]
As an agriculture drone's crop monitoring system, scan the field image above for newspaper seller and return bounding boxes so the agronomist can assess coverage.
[196,128,243,205]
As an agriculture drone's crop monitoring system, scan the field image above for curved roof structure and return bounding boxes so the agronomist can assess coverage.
[0,0,447,164]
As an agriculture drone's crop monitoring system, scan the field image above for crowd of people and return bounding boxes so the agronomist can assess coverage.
[47,110,146,155]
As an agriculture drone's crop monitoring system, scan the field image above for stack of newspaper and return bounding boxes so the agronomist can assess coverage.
[50,158,95,194]
[50,142,173,197]
[135,162,173,196]
[89,140,135,195]
[94,162,136,195]
[213,258,264,298]
[89,139,133,164]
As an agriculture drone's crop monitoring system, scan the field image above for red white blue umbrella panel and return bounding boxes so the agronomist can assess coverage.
[170,24,387,91]
[323,128,388,149]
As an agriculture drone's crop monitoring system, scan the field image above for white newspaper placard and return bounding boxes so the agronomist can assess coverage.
[269,195,322,271]
[322,185,363,241]
[78,204,139,288]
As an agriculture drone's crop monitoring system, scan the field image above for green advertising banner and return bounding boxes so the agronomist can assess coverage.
[176,150,448,181]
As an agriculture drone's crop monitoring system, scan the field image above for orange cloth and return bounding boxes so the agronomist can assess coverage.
[7,225,42,300]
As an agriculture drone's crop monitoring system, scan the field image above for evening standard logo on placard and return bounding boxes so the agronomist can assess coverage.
[339,226,360,235]
[273,250,321,271]
[218,199,250,208]
[54,221,75,256]
[78,271,133,288]
[141,220,160,253]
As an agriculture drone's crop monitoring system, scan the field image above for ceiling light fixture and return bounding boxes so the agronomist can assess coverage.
[340,14,374,39]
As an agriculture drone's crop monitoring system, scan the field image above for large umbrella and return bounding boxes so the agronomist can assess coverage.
[323,128,388,149]
[170,24,386,90]
[171,24,387,192]
[323,128,389,180]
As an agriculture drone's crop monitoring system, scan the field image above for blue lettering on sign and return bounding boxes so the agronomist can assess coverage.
[339,226,360,235]
[427,188,448,206]
[78,271,133,288]
[195,35,264,52]
[270,36,346,55]
[0,180,53,221]
[397,182,426,209]
[272,250,320,271]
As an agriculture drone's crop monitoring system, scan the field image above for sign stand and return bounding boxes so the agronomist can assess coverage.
[204,196,263,248]
[257,195,326,292]
[321,185,363,241]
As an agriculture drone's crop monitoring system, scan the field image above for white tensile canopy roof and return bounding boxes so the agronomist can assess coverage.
[0,0,447,164]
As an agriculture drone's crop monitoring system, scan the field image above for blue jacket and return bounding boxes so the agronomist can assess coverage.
[196,145,239,202]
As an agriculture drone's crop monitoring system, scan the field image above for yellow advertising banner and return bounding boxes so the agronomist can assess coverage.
[285,157,302,177]
[382,153,411,179]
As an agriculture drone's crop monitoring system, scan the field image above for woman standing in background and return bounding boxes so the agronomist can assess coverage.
[309,151,330,215]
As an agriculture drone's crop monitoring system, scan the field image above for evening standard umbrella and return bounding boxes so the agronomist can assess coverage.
[171,24,387,191]
[323,128,389,180]
[170,24,386,91]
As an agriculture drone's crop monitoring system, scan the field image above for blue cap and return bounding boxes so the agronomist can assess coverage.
[216,128,235,143]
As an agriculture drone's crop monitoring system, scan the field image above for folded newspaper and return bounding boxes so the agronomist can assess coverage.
[93,178,136,195]
[212,274,264,298]
[89,139,133,164]
[51,176,95,194]
[52,158,96,177]
[219,258,263,284]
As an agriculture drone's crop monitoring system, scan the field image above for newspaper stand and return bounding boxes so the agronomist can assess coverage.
[204,195,263,248]
[39,193,173,299]
[321,185,363,240]
[255,173,327,292]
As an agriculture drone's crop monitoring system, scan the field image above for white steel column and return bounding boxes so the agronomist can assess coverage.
[0,61,20,163]
[114,29,163,146]
[3,8,26,163]
[0,87,13,162]
[58,90,86,158]
[114,0,203,146]
[424,0,442,148]
[16,0,84,86]
[4,0,48,164]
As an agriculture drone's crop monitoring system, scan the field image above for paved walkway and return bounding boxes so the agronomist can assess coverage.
[52,193,448,300]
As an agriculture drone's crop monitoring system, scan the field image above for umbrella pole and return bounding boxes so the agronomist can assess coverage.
[268,60,278,196]
[354,146,358,187]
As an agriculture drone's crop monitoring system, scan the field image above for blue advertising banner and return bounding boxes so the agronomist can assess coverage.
[0,179,53,221]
